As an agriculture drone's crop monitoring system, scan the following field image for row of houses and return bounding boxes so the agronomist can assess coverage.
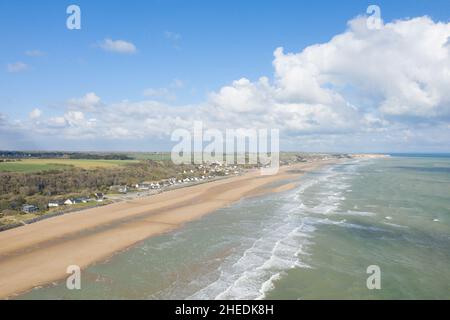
[135,176,190,191]
[135,175,213,191]
[20,163,244,215]
[52,193,105,207]
[131,164,243,193]
[20,164,244,215]
[21,193,105,214]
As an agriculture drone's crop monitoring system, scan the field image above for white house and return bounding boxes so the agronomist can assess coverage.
[118,186,128,193]
[48,201,61,208]
[94,192,104,199]
[137,183,151,190]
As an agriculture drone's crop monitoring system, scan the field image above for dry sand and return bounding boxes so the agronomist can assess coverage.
[0,160,335,299]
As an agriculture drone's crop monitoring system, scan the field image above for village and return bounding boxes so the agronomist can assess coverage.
[18,160,245,215]
[1,153,351,227]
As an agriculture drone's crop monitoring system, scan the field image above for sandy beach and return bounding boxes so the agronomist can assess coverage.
[0,160,335,299]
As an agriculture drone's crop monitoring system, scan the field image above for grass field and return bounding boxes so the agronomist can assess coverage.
[0,159,139,173]
[127,152,172,161]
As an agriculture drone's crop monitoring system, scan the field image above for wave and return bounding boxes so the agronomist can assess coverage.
[186,160,375,300]
[188,219,315,300]
[186,162,357,299]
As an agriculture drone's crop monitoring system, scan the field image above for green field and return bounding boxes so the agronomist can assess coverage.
[0,159,139,173]
[126,152,172,161]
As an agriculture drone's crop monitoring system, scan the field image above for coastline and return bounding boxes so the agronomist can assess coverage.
[0,159,339,299]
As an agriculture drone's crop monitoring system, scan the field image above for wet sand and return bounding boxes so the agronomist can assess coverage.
[0,160,334,299]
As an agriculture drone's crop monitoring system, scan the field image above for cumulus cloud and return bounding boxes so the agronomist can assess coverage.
[5,15,450,151]
[271,16,450,118]
[39,111,97,139]
[47,116,67,128]
[203,15,450,135]
[142,79,186,101]
[29,108,42,120]
[67,92,102,111]
[99,38,137,54]
[0,113,6,125]
[6,62,28,73]
[64,111,85,125]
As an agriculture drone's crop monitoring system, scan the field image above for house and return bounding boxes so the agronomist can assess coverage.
[66,197,89,204]
[110,185,128,194]
[48,202,59,208]
[136,183,151,190]
[72,198,81,204]
[48,200,64,208]
[76,197,90,203]
[94,192,104,201]
[22,204,39,214]
[64,198,83,205]
[118,186,128,193]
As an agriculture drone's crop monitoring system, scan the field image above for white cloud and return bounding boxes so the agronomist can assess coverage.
[271,16,450,118]
[106,127,131,138]
[29,108,42,119]
[25,50,45,57]
[151,16,450,145]
[209,78,271,113]
[171,78,184,89]
[5,15,450,151]
[6,62,28,73]
[143,87,175,100]
[65,111,85,124]
[0,113,7,125]
[67,92,102,111]
[47,116,67,128]
[143,79,185,101]
[99,38,137,54]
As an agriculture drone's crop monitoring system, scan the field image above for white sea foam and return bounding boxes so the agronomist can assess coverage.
[340,210,377,217]
[383,222,409,229]
[256,273,283,300]
[187,220,314,300]
[188,160,371,300]
[311,217,386,232]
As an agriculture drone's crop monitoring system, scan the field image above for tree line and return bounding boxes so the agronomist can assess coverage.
[0,161,195,214]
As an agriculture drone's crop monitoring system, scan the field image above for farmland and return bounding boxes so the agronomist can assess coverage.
[126,152,172,161]
[0,158,195,223]
[0,159,138,173]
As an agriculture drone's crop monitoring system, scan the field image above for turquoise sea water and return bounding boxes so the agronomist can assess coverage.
[20,156,450,299]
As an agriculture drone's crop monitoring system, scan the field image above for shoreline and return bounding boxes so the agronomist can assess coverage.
[0,159,341,299]
[0,174,233,233]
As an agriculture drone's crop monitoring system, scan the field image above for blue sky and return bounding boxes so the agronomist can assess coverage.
[1,0,450,152]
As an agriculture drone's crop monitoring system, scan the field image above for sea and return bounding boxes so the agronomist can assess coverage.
[19,155,450,299]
